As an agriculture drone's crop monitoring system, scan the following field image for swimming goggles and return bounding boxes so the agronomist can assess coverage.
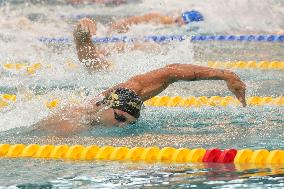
[113,109,136,125]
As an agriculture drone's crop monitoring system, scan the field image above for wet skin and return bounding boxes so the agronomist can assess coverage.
[35,18,246,136]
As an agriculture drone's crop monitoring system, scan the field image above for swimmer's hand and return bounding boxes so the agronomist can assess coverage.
[73,18,97,44]
[225,72,247,107]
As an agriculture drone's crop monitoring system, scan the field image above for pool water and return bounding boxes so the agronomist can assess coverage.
[0,0,283,188]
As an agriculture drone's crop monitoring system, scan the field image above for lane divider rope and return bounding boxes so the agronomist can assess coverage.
[208,61,284,70]
[0,144,283,164]
[1,61,75,75]
[144,96,284,107]
[0,94,17,109]
[1,94,283,110]
[1,63,48,75]
[38,34,284,44]
[2,60,283,76]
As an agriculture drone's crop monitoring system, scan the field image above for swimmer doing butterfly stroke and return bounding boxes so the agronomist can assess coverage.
[37,18,246,135]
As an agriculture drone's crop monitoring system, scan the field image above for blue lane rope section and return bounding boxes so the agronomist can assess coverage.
[38,34,284,44]
[60,14,96,20]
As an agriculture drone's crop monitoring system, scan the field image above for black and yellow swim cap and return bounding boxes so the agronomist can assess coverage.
[103,88,143,118]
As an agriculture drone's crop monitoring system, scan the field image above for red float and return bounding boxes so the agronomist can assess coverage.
[217,149,237,163]
[202,148,222,162]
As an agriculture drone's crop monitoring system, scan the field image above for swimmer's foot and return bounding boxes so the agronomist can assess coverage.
[73,18,97,44]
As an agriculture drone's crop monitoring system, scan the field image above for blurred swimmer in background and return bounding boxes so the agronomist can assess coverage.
[74,10,203,72]
[108,10,204,33]
[74,18,160,72]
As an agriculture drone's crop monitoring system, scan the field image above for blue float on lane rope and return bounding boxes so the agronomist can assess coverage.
[38,34,284,44]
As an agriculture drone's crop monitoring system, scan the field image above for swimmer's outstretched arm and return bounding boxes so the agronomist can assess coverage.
[109,13,175,33]
[109,64,247,106]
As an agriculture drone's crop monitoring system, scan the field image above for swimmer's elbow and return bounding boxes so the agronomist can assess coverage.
[165,64,183,81]
[164,63,199,82]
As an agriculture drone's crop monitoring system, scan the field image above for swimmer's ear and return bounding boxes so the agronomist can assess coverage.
[16,84,34,101]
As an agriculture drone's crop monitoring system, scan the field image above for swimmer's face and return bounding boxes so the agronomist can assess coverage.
[97,108,137,127]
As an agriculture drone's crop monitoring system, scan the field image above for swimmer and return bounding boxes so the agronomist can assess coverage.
[74,18,160,72]
[36,64,246,135]
[109,10,204,33]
